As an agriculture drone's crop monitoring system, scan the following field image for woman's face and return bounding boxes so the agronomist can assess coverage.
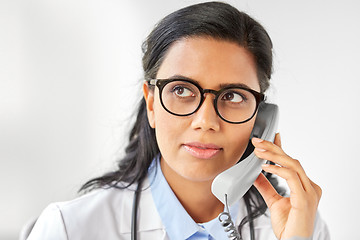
[144,37,261,183]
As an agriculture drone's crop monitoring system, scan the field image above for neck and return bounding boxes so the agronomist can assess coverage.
[160,159,224,223]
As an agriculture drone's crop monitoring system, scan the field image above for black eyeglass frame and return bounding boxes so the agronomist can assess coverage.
[147,78,265,124]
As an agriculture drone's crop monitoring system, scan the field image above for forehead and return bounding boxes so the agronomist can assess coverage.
[157,37,260,91]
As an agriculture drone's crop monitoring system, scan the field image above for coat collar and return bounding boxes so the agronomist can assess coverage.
[118,176,165,234]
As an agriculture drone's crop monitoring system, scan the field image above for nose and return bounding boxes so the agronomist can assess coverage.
[191,93,220,132]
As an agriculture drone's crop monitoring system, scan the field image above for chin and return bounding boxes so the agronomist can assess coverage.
[178,167,222,183]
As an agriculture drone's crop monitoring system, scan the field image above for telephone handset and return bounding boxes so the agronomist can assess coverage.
[211,102,279,206]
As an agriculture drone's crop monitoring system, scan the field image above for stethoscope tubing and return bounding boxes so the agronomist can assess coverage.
[131,179,143,240]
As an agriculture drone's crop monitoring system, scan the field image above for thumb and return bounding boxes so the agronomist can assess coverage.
[274,133,281,148]
[254,173,281,208]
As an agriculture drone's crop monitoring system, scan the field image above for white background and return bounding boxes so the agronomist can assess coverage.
[1,0,359,239]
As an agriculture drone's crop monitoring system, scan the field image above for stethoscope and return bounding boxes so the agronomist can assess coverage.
[131,179,143,240]
[130,178,255,240]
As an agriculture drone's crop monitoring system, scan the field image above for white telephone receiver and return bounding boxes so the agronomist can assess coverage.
[211,102,279,206]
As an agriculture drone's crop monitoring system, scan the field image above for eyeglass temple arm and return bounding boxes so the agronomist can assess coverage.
[147,79,157,86]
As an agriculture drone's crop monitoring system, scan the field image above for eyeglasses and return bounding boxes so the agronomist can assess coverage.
[147,78,265,124]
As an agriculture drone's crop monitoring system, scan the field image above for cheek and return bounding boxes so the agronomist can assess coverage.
[152,97,184,154]
[224,118,255,162]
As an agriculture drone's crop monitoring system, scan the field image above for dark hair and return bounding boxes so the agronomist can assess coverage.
[81,1,284,237]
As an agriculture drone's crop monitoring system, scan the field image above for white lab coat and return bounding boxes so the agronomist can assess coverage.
[27,178,330,240]
[28,179,168,239]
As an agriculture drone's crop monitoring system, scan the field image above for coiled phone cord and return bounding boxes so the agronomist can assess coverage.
[218,194,255,240]
[218,194,241,240]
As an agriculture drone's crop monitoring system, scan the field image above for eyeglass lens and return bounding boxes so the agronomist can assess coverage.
[160,80,258,123]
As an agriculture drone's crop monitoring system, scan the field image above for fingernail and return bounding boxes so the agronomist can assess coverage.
[252,137,264,143]
[262,163,270,168]
[255,148,266,152]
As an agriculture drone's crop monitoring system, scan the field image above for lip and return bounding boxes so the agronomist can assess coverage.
[182,142,223,159]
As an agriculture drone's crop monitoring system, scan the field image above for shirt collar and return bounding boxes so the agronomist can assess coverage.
[148,155,239,240]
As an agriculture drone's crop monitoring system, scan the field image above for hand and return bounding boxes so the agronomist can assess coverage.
[252,133,322,240]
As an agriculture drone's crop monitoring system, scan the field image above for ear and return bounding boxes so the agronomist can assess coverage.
[143,82,156,128]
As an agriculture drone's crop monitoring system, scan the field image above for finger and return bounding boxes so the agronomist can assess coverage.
[258,153,313,193]
[252,137,284,156]
[252,145,288,167]
[253,173,282,208]
[252,139,300,170]
[309,178,322,200]
[262,163,306,195]
[274,133,281,148]
[287,159,314,193]
[252,138,315,193]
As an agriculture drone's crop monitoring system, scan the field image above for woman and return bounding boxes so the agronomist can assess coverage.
[28,2,329,240]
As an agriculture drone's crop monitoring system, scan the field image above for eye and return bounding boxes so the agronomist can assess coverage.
[221,91,245,103]
[171,86,195,98]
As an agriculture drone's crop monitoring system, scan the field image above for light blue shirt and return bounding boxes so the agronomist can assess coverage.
[148,156,239,240]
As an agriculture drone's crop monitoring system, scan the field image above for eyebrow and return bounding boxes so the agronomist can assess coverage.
[164,74,253,90]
